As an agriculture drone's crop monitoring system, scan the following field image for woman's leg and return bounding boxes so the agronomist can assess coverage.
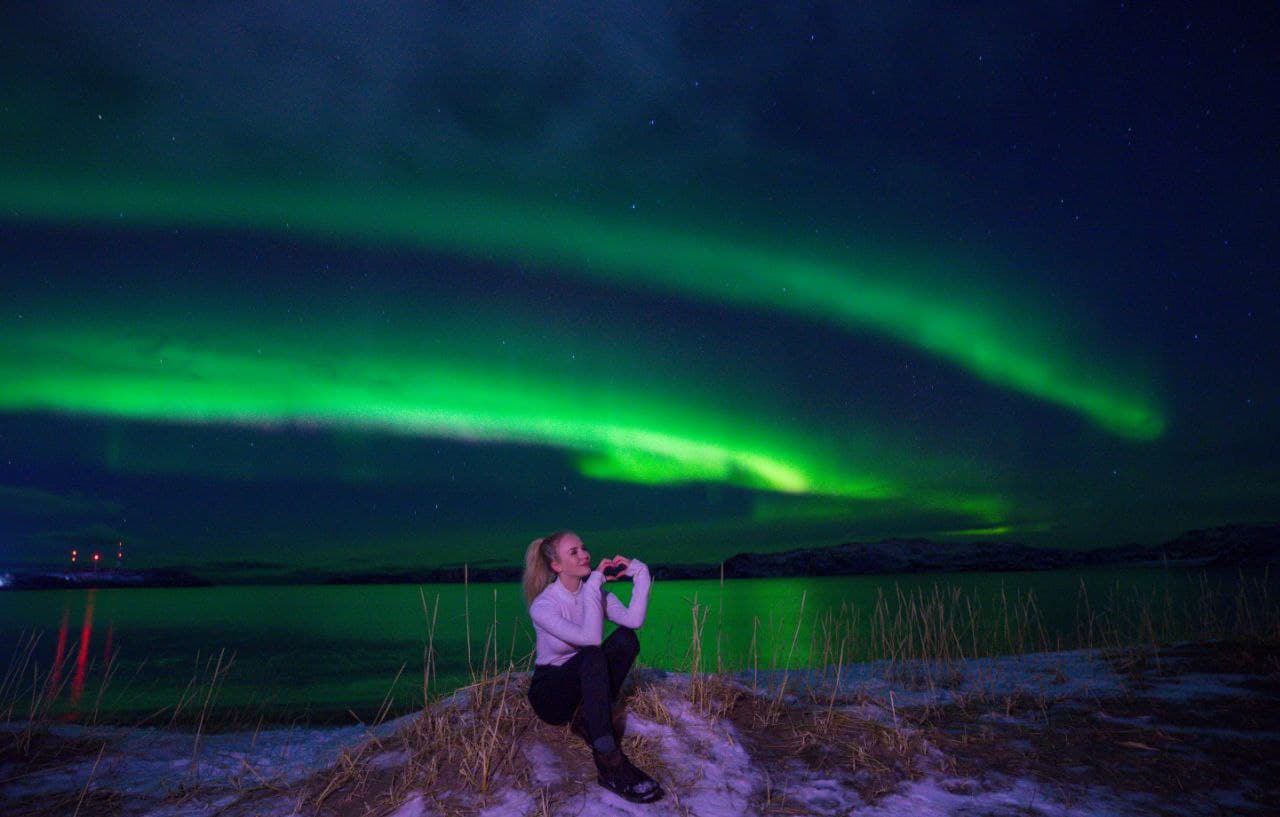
[527,648,615,751]
[601,626,640,702]
[528,635,661,802]
[576,627,641,752]
[528,629,639,751]
[569,645,616,751]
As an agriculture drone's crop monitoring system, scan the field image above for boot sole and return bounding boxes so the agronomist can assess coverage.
[597,775,664,803]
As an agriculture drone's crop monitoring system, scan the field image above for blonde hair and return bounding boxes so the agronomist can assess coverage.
[522,530,574,606]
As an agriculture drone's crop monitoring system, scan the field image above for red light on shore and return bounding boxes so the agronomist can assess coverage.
[92,553,100,562]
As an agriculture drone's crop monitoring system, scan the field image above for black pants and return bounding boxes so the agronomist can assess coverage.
[527,626,639,745]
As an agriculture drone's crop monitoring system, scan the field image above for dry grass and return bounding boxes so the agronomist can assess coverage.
[0,632,78,759]
[721,637,1280,815]
[290,673,537,816]
[288,672,695,816]
[718,681,937,809]
[627,677,674,727]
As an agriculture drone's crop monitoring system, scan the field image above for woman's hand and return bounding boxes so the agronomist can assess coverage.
[600,555,631,580]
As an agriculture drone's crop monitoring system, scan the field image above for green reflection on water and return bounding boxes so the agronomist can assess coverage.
[0,569,1269,725]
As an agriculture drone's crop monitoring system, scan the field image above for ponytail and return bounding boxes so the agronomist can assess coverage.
[522,530,573,606]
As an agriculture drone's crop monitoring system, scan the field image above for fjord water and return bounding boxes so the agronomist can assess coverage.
[0,568,1264,724]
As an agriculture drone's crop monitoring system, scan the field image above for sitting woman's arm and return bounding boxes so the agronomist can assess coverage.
[605,559,652,630]
[529,571,607,648]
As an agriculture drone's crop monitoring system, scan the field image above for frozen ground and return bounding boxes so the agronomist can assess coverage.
[3,642,1277,816]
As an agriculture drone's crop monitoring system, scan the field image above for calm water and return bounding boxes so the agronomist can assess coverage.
[0,568,1267,724]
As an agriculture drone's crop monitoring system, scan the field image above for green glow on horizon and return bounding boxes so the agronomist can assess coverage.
[0,173,1165,440]
[935,522,1055,538]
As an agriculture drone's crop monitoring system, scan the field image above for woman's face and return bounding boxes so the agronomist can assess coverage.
[550,533,591,579]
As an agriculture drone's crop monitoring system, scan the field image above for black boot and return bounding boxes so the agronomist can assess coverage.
[592,747,663,803]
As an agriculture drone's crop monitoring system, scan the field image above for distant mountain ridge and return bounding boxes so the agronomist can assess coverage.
[685,523,1280,580]
[2,524,1275,589]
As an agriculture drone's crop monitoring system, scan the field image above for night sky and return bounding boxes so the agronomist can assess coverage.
[1,3,1276,575]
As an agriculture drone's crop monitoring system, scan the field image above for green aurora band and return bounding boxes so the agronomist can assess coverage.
[1,324,1007,524]
[0,173,1164,440]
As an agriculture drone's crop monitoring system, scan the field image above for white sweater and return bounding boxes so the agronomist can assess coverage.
[529,559,652,667]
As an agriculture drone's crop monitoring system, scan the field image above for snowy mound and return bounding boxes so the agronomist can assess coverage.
[3,643,1277,816]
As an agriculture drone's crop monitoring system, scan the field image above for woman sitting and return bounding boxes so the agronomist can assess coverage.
[523,530,662,803]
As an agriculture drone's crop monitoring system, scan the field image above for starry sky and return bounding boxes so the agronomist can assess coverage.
[1,2,1276,575]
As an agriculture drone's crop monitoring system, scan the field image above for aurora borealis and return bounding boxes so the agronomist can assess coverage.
[1,3,1276,573]
[0,173,1164,440]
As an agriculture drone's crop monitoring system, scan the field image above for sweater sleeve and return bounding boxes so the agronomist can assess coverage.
[605,559,652,630]
[529,572,607,648]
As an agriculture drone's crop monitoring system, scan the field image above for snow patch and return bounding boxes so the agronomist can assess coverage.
[386,792,426,817]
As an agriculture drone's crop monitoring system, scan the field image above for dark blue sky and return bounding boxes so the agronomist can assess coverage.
[1,2,1276,574]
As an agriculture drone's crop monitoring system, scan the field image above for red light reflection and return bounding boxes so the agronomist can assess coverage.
[70,590,97,707]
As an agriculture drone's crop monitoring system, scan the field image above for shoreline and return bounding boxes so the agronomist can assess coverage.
[3,522,1276,591]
